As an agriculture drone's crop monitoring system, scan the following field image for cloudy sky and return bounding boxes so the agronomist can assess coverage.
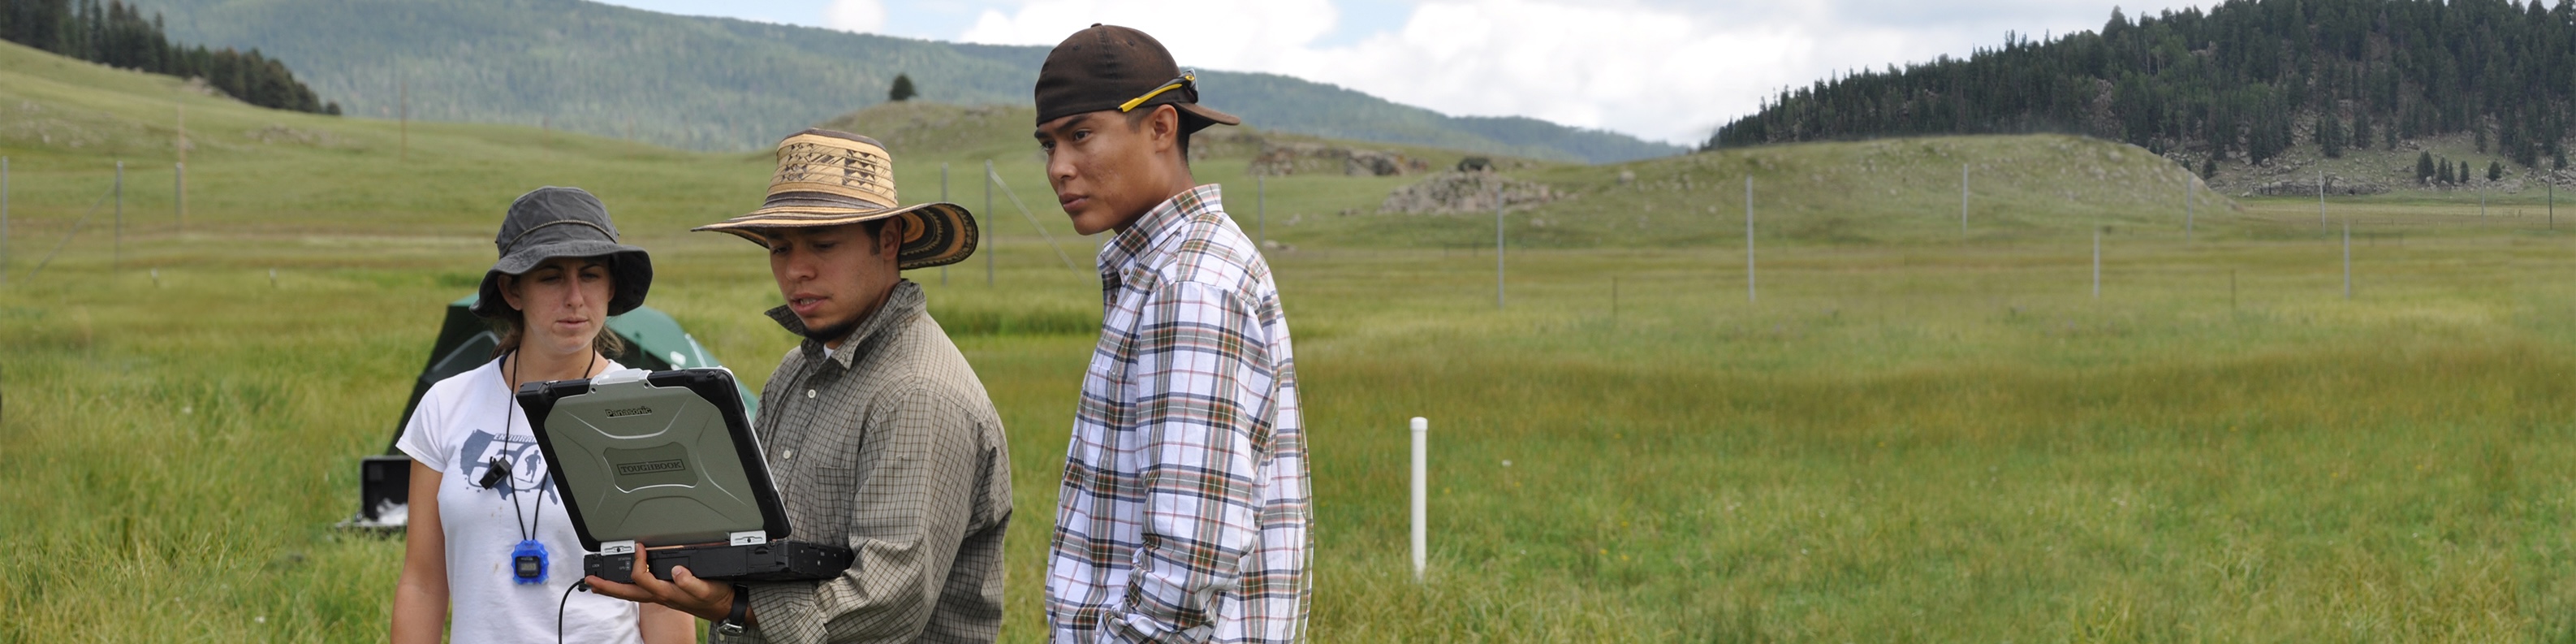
[592,0,2208,146]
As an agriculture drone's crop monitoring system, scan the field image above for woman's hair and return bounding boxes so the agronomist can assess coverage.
[487,266,628,359]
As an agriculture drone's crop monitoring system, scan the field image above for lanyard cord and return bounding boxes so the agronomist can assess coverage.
[498,349,598,543]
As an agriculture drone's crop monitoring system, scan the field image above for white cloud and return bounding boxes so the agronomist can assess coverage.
[960,0,1340,71]
[956,0,2194,145]
[826,0,889,33]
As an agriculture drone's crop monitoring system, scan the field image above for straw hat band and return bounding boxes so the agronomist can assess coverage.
[774,134,898,205]
[762,192,896,210]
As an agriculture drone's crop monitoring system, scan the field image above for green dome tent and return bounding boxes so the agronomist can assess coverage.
[343,294,760,531]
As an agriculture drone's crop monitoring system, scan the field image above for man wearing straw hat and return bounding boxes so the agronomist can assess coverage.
[586,128,1013,644]
[1030,24,1310,643]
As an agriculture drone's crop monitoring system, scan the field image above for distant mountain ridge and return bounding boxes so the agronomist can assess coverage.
[131,0,1683,163]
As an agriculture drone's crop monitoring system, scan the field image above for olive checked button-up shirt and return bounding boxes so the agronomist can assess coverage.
[719,280,1012,644]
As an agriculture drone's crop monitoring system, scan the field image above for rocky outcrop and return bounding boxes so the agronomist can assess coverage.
[2245,176,2389,197]
[1379,171,1560,214]
[1249,141,1430,176]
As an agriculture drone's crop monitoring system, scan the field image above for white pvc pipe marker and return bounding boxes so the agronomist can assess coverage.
[1409,417,1427,582]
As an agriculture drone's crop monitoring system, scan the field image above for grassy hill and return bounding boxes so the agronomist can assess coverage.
[123,0,1684,163]
[0,23,2250,259]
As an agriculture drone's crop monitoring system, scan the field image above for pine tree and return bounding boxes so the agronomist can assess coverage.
[887,73,917,102]
[2353,111,2373,153]
[2488,160,2505,181]
[2319,115,2345,158]
[0,0,330,115]
[2419,151,2436,184]
[2440,157,2455,184]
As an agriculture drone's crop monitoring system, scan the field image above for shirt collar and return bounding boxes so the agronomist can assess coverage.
[1098,184,1224,285]
[764,279,926,368]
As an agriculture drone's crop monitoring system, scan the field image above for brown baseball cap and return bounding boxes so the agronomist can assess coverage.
[1034,24,1241,132]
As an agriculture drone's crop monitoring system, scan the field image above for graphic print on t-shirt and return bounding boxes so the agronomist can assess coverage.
[457,429,554,503]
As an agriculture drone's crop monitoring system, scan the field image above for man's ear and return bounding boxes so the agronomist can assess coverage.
[877,218,905,259]
[1150,104,1180,153]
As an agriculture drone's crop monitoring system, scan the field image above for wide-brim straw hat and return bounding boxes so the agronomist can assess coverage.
[693,129,977,270]
[471,186,653,318]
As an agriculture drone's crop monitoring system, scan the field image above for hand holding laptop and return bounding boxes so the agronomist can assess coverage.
[585,547,739,623]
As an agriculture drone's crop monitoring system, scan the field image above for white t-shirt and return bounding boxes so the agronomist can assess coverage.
[398,357,647,644]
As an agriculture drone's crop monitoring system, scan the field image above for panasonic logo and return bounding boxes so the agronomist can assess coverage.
[603,406,653,418]
[616,459,686,475]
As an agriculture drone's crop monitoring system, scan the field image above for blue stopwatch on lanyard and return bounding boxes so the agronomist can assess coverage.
[511,538,550,583]
[487,350,592,585]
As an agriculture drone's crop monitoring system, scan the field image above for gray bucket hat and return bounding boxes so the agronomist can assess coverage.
[471,187,653,318]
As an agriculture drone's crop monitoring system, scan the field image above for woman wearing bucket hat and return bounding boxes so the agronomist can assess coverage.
[391,187,692,644]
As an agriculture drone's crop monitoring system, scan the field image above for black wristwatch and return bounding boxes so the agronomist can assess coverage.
[715,584,751,636]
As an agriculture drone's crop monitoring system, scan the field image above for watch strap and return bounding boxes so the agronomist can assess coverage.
[716,584,751,635]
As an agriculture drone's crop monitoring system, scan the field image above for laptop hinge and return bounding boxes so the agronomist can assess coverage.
[602,540,638,555]
[729,530,768,546]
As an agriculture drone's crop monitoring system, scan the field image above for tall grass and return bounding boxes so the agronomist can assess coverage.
[12,227,2576,641]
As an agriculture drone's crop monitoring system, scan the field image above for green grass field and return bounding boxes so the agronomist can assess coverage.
[12,39,2576,642]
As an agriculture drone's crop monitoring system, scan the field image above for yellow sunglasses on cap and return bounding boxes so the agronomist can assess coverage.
[1118,71,1197,113]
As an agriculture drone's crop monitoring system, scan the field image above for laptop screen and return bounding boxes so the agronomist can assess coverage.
[517,369,791,551]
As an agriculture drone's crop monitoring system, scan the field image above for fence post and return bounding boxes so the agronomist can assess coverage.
[399,77,409,162]
[984,160,995,287]
[175,162,185,236]
[940,162,949,287]
[1409,417,1427,582]
[177,102,188,233]
[2,156,9,285]
[114,161,123,274]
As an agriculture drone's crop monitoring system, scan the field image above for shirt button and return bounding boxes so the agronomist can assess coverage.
[805,390,816,399]
[783,449,795,460]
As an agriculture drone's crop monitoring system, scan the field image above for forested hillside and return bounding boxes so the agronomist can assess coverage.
[128,0,1681,162]
[2,0,331,114]
[1707,0,2576,180]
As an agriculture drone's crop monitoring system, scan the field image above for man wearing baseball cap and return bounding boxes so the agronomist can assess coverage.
[587,128,1014,644]
[1031,24,1310,643]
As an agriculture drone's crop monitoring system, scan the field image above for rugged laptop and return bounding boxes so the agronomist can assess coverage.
[516,368,852,583]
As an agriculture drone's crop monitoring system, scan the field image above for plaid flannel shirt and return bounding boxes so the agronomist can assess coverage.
[1045,184,1312,643]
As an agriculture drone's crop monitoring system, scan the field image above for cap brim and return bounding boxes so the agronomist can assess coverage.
[1176,102,1241,128]
[693,201,980,270]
